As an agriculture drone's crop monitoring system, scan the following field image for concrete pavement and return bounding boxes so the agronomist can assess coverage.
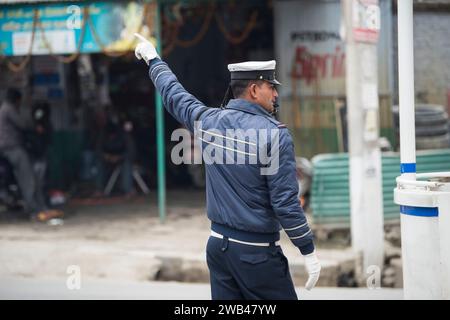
[0,190,396,297]
[0,277,403,300]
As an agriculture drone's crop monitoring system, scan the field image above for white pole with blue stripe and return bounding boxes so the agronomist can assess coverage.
[395,0,450,299]
[398,0,416,182]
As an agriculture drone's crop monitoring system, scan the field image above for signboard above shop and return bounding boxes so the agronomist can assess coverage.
[0,1,157,56]
[352,0,380,43]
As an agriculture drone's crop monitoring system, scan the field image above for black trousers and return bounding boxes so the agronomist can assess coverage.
[206,236,298,300]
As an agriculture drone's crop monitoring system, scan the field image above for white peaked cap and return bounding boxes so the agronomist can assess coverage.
[227,60,280,85]
[227,60,276,72]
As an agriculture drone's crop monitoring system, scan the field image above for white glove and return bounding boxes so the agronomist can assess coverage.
[304,251,321,290]
[134,33,160,65]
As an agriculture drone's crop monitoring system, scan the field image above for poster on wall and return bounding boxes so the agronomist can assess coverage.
[274,0,346,98]
[352,0,380,43]
[0,1,156,56]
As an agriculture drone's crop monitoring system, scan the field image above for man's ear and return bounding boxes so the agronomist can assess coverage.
[249,83,258,99]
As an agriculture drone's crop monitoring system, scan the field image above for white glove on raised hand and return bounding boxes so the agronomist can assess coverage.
[134,33,160,65]
[304,251,321,290]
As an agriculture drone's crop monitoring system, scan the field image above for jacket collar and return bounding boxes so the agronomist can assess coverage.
[225,99,273,118]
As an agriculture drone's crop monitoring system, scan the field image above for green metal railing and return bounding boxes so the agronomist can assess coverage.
[310,149,450,225]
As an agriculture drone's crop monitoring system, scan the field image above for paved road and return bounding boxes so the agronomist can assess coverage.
[0,277,403,300]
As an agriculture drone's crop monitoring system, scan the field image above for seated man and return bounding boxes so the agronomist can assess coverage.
[95,106,136,197]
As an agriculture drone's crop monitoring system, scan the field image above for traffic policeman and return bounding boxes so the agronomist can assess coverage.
[135,33,321,300]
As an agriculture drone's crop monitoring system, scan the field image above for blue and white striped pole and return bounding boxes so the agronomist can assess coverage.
[395,0,450,299]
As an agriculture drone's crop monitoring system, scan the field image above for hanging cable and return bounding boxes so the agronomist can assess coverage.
[173,2,215,48]
[38,6,89,64]
[215,10,258,46]
[1,2,228,70]
[1,9,38,72]
[162,19,179,56]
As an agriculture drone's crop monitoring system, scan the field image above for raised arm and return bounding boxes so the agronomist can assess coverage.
[134,33,208,131]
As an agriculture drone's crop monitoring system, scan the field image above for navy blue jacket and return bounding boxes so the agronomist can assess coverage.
[149,58,314,254]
